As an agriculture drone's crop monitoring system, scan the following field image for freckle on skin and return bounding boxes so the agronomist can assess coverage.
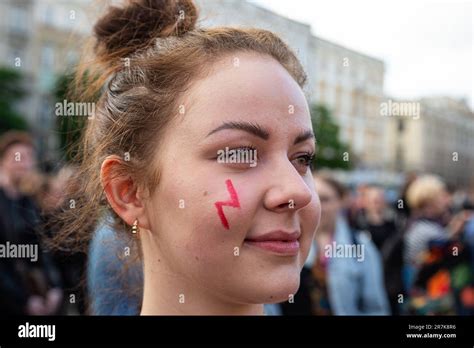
[195,256,199,261]
[203,191,208,196]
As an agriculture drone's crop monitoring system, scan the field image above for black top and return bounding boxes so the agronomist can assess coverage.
[0,188,58,315]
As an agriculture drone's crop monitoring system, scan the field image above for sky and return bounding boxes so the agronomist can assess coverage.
[251,0,473,109]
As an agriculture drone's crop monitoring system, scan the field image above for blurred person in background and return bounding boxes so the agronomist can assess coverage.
[355,186,398,249]
[346,183,369,229]
[404,175,474,315]
[281,173,390,315]
[354,186,404,315]
[0,131,63,315]
[463,179,474,273]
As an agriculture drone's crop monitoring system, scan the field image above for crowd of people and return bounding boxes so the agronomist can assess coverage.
[0,130,473,316]
[299,172,474,315]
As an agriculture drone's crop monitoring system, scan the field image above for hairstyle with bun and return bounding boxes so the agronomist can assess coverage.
[53,0,308,253]
[94,0,197,55]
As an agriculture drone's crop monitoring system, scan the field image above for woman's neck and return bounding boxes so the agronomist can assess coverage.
[141,275,264,315]
[366,209,384,225]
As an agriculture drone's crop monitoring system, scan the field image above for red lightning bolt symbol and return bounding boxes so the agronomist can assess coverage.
[214,179,240,230]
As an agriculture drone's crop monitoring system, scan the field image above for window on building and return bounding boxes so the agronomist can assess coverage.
[319,81,326,103]
[10,46,25,67]
[335,86,342,116]
[40,4,55,26]
[8,5,29,33]
[41,43,55,70]
[351,90,359,116]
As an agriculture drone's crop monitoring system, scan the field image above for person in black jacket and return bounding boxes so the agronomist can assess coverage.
[0,131,62,315]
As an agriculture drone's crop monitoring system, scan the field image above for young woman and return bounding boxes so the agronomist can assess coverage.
[57,0,321,315]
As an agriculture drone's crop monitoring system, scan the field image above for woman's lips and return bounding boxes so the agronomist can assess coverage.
[244,231,300,255]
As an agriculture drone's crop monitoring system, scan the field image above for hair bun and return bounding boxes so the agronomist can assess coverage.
[94,0,198,61]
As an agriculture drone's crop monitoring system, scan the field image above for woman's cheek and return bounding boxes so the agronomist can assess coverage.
[184,178,252,254]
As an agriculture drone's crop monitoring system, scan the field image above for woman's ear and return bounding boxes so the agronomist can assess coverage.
[100,155,150,230]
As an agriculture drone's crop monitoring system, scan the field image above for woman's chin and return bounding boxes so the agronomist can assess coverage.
[239,271,301,305]
[268,278,300,304]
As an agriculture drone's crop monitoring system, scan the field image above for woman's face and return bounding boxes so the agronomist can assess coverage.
[428,187,451,217]
[0,143,36,183]
[145,52,320,305]
[365,187,386,213]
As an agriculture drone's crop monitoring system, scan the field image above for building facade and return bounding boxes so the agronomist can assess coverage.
[1,0,472,182]
[311,36,385,168]
[385,97,474,186]
[0,0,91,160]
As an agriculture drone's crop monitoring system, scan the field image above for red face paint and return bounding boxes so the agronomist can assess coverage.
[214,179,240,229]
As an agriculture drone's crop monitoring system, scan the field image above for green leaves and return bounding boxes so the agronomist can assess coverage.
[310,103,353,170]
[0,67,28,134]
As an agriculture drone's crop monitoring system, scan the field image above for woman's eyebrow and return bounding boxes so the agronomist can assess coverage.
[206,121,270,140]
[206,122,315,145]
[294,129,315,145]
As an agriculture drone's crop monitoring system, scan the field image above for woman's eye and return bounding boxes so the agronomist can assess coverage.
[215,146,258,168]
[292,152,315,172]
[235,146,257,153]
